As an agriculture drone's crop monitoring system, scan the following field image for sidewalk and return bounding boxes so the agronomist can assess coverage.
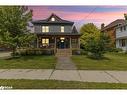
[0,69,127,83]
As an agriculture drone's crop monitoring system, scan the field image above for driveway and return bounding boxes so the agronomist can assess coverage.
[0,69,127,83]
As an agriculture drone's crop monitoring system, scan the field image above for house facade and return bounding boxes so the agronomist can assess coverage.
[116,23,127,51]
[31,13,80,54]
[101,19,126,47]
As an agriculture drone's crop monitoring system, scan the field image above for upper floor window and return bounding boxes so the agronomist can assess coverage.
[61,26,64,32]
[51,17,55,21]
[42,26,49,32]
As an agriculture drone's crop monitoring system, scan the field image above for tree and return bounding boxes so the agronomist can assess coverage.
[80,23,111,59]
[124,13,127,21]
[80,23,100,49]
[85,33,110,59]
[0,6,35,54]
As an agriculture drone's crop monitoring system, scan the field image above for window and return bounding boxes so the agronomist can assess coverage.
[72,38,78,48]
[118,23,122,26]
[51,17,55,21]
[45,26,49,32]
[121,39,126,47]
[120,27,123,32]
[42,26,49,32]
[124,26,126,31]
[42,39,49,46]
[61,26,64,32]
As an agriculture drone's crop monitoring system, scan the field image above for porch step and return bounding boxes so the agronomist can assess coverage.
[55,49,72,57]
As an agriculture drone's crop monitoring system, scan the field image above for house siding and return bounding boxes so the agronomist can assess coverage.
[116,25,127,51]
[34,25,72,33]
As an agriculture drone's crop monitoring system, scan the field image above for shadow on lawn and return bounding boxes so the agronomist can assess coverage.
[86,56,111,61]
[5,55,37,60]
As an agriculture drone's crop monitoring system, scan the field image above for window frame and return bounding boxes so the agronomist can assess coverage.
[124,26,126,31]
[121,39,126,47]
[42,38,49,46]
[120,27,123,32]
[42,26,49,32]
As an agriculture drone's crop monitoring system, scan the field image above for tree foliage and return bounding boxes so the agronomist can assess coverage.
[80,23,111,59]
[85,33,111,59]
[80,23,100,48]
[0,6,36,53]
[124,13,127,21]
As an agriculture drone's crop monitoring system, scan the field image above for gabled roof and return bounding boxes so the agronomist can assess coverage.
[72,26,78,34]
[101,19,126,31]
[32,13,74,25]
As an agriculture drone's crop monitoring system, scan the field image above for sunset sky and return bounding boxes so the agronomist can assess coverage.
[29,6,127,29]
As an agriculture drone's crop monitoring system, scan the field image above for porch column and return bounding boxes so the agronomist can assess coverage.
[37,37,39,48]
[54,37,56,53]
[125,39,127,51]
[70,37,72,49]
[78,38,80,49]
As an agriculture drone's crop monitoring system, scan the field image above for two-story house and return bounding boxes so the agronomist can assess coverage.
[101,19,126,47]
[31,13,80,54]
[116,23,127,51]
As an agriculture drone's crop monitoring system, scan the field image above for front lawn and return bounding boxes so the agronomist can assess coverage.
[71,52,127,70]
[1,79,127,89]
[0,56,57,69]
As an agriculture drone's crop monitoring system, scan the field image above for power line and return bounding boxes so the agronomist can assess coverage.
[84,6,98,19]
[77,6,99,22]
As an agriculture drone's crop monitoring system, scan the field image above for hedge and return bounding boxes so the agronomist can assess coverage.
[13,48,55,56]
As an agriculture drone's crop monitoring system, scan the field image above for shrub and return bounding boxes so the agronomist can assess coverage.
[13,48,54,56]
[72,49,88,55]
[84,34,111,59]
[108,48,123,52]
[72,49,81,55]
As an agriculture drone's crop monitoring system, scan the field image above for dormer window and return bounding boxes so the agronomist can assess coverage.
[51,17,55,21]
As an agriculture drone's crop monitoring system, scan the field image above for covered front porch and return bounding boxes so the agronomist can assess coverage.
[36,35,80,50]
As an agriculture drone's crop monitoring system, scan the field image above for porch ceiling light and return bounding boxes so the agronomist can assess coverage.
[60,37,65,40]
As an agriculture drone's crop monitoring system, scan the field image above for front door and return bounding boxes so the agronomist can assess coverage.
[60,41,65,49]
[57,37,69,49]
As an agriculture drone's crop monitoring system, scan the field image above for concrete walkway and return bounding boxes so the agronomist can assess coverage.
[0,69,127,83]
[55,57,77,70]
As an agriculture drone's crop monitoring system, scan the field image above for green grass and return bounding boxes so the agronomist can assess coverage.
[71,52,127,70]
[1,79,127,89]
[0,56,57,69]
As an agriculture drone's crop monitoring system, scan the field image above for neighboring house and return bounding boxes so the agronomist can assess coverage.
[116,23,127,51]
[31,13,80,54]
[101,19,126,47]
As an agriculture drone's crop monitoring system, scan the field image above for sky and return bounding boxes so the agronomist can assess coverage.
[29,6,127,29]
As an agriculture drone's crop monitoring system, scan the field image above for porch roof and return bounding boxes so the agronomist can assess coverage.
[36,32,81,36]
